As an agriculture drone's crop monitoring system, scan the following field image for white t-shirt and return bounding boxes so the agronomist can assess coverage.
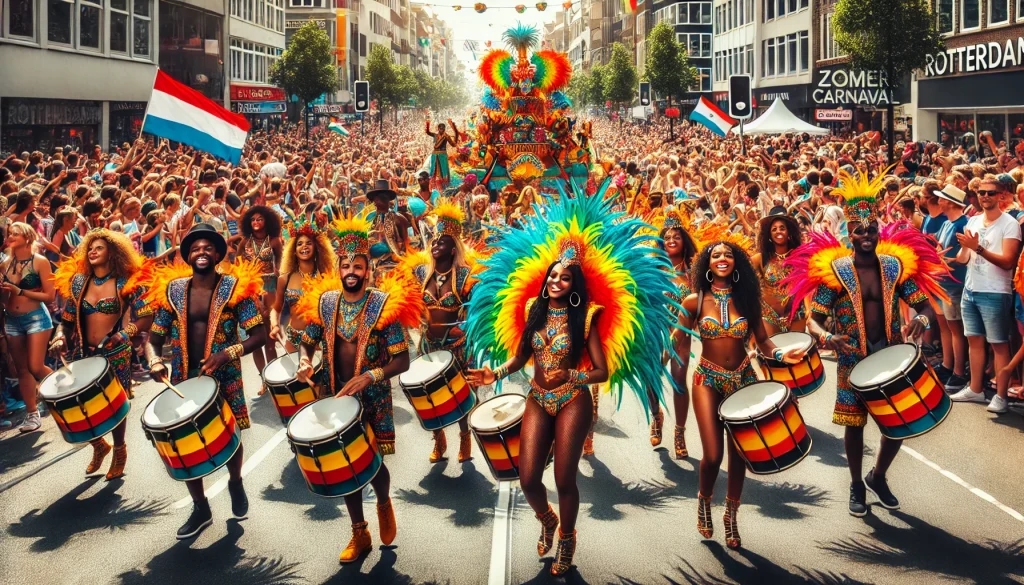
[964,212,1021,294]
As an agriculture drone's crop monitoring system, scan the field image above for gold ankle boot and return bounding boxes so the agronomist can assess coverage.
[650,410,664,447]
[429,430,447,463]
[105,444,127,480]
[339,521,372,563]
[697,492,713,538]
[86,438,111,475]
[377,498,397,545]
[550,529,577,576]
[674,425,688,459]
[457,430,472,462]
[536,505,559,556]
[724,497,741,549]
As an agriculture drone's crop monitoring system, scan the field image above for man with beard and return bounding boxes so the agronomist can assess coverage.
[296,212,418,564]
[788,170,944,518]
[146,223,268,540]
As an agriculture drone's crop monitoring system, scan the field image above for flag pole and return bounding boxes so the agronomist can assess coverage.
[138,67,160,141]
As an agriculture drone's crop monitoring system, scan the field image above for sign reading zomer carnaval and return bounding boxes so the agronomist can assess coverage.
[812,65,908,106]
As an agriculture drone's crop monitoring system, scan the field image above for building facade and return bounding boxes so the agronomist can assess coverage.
[229,0,287,128]
[653,0,713,92]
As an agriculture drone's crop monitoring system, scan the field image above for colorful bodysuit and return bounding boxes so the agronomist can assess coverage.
[760,254,803,332]
[413,264,473,363]
[692,300,758,398]
[525,301,602,416]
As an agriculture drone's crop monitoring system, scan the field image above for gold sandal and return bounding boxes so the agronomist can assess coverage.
[697,492,713,538]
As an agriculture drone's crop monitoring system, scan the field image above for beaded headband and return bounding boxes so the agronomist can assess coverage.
[558,238,583,268]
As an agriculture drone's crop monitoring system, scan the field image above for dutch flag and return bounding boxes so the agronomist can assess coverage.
[142,70,251,165]
[689,96,737,138]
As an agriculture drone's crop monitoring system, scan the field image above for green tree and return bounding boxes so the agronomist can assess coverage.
[269,21,337,143]
[643,21,697,138]
[603,43,638,111]
[365,44,404,129]
[833,0,943,161]
[566,71,591,107]
[588,65,607,107]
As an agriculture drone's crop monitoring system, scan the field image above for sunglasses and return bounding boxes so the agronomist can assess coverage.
[976,190,1001,196]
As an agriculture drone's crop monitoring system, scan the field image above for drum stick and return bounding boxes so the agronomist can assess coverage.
[158,375,186,399]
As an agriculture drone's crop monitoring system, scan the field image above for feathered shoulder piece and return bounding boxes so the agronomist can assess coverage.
[52,256,81,299]
[782,230,850,315]
[374,266,427,331]
[123,257,157,299]
[295,272,344,327]
[218,258,266,306]
[1015,249,1024,301]
[876,221,950,302]
[397,249,432,284]
[144,260,195,312]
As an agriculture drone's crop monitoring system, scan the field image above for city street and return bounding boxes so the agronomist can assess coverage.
[2,346,1023,585]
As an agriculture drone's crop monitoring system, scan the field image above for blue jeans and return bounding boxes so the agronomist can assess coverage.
[961,290,1013,344]
[4,306,54,336]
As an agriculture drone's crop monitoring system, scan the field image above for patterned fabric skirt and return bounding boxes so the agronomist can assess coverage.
[335,369,395,455]
[429,152,451,184]
[692,355,758,398]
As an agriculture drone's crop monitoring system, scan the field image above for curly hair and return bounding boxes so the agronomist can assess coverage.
[240,205,282,238]
[279,232,337,277]
[756,216,802,262]
[72,229,142,280]
[659,225,698,267]
[692,241,762,339]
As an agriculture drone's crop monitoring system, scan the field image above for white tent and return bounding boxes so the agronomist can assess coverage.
[740,98,829,135]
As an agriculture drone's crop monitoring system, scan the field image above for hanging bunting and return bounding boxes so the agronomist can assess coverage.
[561,1,572,9]
[418,37,430,46]
[536,2,547,10]
[452,4,461,9]
[515,4,526,12]
[474,2,486,12]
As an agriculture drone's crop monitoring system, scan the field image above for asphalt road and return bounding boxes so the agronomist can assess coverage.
[2,342,1023,585]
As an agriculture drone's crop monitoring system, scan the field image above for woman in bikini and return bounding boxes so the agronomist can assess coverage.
[1,222,57,433]
[678,240,805,549]
[269,220,336,352]
[50,230,152,478]
[751,207,806,335]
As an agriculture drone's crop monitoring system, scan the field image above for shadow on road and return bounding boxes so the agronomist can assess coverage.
[0,430,53,473]
[518,558,594,585]
[579,456,681,521]
[988,410,1024,433]
[261,458,346,522]
[805,427,874,469]
[247,394,288,429]
[320,547,450,585]
[817,511,1024,585]
[116,521,303,585]
[592,416,629,439]
[394,461,496,527]
[7,477,169,552]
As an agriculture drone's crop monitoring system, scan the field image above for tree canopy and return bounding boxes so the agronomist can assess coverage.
[643,22,697,104]
[269,21,337,108]
[604,43,638,106]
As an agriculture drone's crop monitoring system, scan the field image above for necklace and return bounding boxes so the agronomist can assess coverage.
[92,273,114,286]
[338,292,368,342]
[547,306,568,338]
[672,261,687,274]
[710,287,732,328]
[774,249,791,260]
[434,266,454,286]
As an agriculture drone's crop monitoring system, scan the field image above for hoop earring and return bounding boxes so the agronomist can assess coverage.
[542,288,549,299]
[733,271,740,283]
[706,270,713,283]
[570,292,582,307]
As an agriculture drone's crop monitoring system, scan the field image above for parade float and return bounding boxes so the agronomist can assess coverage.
[454,24,593,194]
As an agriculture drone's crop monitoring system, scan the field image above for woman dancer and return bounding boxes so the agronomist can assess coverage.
[467,193,676,575]
[751,207,806,335]
[269,219,337,352]
[649,208,699,457]
[1,223,56,433]
[677,239,805,549]
[229,206,282,390]
[51,230,152,478]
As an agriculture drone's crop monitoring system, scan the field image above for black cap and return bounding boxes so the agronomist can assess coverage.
[180,223,227,259]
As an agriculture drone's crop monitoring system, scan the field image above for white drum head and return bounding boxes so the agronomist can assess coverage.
[39,356,109,400]
[720,382,788,420]
[469,393,526,432]
[399,351,453,386]
[288,396,361,442]
[143,376,218,428]
[849,344,917,387]
[769,332,813,354]
[264,352,321,385]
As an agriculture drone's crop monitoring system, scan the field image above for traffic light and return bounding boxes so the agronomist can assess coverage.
[638,81,651,106]
[728,75,752,119]
[354,81,369,112]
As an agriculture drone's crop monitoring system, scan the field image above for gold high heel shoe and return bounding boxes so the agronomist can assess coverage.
[697,492,713,538]
[674,425,688,459]
[536,505,559,556]
[429,430,447,463]
[650,410,664,447]
[550,529,577,576]
[724,497,741,549]
[86,438,111,475]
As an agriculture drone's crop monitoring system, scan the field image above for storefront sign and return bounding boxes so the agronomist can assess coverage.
[4,100,102,126]
[310,104,343,114]
[815,108,853,121]
[923,36,1024,77]
[286,19,327,29]
[753,85,809,109]
[812,66,907,106]
[231,85,286,102]
[111,101,147,113]
[234,102,287,114]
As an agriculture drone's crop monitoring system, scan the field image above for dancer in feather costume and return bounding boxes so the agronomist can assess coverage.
[465,192,678,576]
[782,167,947,519]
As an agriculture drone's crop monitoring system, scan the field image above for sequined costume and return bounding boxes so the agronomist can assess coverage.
[691,300,756,397]
[283,286,304,347]
[149,261,265,429]
[525,300,602,416]
[413,262,474,360]
[426,123,458,188]
[369,210,404,272]
[759,255,804,332]
[241,236,277,293]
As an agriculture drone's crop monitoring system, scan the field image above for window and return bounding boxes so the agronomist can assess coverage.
[989,0,1008,24]
[111,0,129,53]
[691,68,712,92]
[787,32,797,72]
[799,30,808,71]
[1020,0,1024,22]
[48,0,74,44]
[79,0,102,50]
[134,0,151,58]
[230,38,283,84]
[937,0,953,33]
[765,39,775,76]
[231,0,284,33]
[961,0,979,29]
[678,33,711,58]
[289,0,326,6]
[766,0,806,20]
[765,0,774,20]
[5,0,36,39]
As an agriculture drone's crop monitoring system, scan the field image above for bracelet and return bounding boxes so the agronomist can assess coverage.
[226,344,245,360]
[914,314,931,330]
[493,364,509,381]
[367,368,385,383]
[571,369,588,384]
[123,323,139,338]
[773,348,785,362]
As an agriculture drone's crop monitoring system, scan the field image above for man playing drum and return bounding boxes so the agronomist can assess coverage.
[786,168,944,518]
[146,223,269,539]
[296,212,418,564]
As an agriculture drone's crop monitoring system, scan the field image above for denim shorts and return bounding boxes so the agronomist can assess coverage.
[940,287,963,322]
[961,290,1013,344]
[4,306,54,337]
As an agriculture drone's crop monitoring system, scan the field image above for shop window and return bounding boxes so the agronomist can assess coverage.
[977,114,1005,153]
[936,0,953,33]
[48,0,73,45]
[961,0,979,29]
[5,0,36,39]
[989,0,1008,24]
[1019,0,1024,22]
[111,0,129,53]
[939,113,975,147]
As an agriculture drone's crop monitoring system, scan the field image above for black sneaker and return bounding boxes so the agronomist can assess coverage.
[944,373,969,393]
[865,469,900,510]
[177,499,213,540]
[849,482,867,517]
[228,479,249,519]
[932,365,952,385]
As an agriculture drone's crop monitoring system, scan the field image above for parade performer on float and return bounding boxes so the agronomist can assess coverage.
[426,119,460,188]
[784,168,945,517]
[269,217,337,351]
[295,212,422,563]
[146,223,268,539]
[677,230,807,550]
[751,206,806,335]
[401,199,479,463]
[51,229,153,480]
[466,192,678,576]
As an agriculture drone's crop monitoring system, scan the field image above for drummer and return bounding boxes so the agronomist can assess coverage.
[786,169,942,518]
[50,229,153,480]
[146,223,269,540]
[296,211,418,564]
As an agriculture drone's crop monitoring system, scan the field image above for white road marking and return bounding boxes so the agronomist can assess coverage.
[488,481,515,585]
[901,445,1024,522]
[173,428,289,509]
[0,444,87,494]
